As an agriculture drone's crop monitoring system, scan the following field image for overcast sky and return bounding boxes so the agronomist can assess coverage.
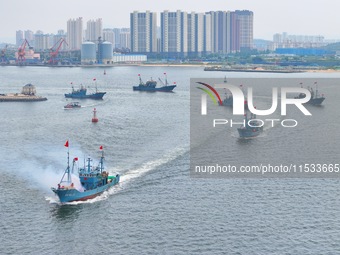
[1,0,339,43]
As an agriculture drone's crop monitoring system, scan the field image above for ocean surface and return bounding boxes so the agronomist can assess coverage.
[0,66,340,254]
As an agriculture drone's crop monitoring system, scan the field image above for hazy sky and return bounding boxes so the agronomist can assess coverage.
[1,0,339,43]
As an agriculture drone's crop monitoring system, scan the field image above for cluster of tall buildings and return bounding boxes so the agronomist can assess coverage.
[130,10,254,57]
[272,32,326,49]
[16,18,130,52]
[15,9,254,58]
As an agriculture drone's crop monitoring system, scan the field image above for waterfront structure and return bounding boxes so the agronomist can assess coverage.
[67,17,83,50]
[112,53,146,63]
[98,40,113,64]
[86,18,103,43]
[130,11,157,54]
[81,42,96,64]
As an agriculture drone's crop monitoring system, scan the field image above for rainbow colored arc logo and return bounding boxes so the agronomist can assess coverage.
[196,82,223,106]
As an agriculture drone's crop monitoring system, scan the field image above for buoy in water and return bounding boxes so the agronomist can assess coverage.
[92,108,98,123]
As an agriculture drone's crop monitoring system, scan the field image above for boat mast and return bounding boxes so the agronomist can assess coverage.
[314,81,318,98]
[67,143,71,183]
[93,78,97,93]
[99,146,104,173]
[164,72,168,86]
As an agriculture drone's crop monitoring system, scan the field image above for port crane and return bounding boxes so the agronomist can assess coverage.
[17,39,31,64]
[0,44,8,64]
[48,38,68,64]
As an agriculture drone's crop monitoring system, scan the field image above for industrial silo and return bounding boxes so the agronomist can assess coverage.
[98,41,113,64]
[81,42,96,64]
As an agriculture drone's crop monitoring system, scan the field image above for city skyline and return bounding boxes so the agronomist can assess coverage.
[1,0,340,43]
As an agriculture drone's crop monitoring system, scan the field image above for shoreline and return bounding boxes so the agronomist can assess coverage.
[1,63,340,72]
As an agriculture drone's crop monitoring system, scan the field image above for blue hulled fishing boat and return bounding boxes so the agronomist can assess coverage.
[133,73,176,92]
[65,79,106,99]
[51,141,119,203]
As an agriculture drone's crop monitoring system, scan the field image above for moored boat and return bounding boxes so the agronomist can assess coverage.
[51,141,120,203]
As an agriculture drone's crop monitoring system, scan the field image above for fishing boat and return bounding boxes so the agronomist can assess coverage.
[133,73,176,92]
[295,82,325,105]
[51,142,120,203]
[64,102,81,109]
[222,84,248,109]
[65,79,106,99]
[237,111,263,138]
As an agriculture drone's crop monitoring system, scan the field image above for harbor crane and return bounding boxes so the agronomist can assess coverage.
[48,38,68,64]
[1,44,8,64]
[17,39,31,64]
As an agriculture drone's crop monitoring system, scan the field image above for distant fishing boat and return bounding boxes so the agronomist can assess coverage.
[65,79,106,99]
[222,84,248,109]
[295,82,325,105]
[51,141,120,203]
[237,111,263,138]
[133,73,176,92]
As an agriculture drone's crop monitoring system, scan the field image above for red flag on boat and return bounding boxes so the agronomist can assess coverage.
[64,140,69,147]
[99,145,103,150]
[138,74,140,76]
[74,157,78,161]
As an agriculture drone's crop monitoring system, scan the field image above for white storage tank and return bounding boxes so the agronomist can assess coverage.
[98,41,113,64]
[81,42,96,64]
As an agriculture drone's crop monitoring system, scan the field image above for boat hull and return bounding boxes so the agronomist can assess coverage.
[307,97,325,105]
[133,85,176,92]
[64,92,106,99]
[52,175,119,203]
[237,127,263,138]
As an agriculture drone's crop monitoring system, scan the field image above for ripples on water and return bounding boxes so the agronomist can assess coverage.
[0,67,340,254]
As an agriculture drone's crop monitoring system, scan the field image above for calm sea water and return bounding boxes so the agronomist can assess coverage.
[0,66,340,254]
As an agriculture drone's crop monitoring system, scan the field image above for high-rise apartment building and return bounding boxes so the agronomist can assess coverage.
[120,28,131,49]
[86,18,103,43]
[235,10,253,51]
[34,31,51,51]
[67,17,83,50]
[161,10,188,57]
[24,30,34,43]
[16,30,24,47]
[130,11,157,53]
[103,29,115,46]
